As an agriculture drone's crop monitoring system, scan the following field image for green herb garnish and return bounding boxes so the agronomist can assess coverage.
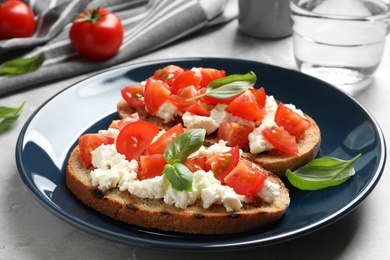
[286,153,362,190]
[0,102,25,134]
[163,129,206,192]
[187,71,257,101]
[0,52,45,76]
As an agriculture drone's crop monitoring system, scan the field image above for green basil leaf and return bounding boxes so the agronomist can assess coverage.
[0,102,25,134]
[0,52,45,76]
[187,71,257,101]
[164,129,206,164]
[286,154,362,190]
[163,163,193,192]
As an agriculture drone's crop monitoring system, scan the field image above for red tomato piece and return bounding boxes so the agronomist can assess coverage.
[153,65,184,86]
[199,68,226,87]
[224,160,267,197]
[143,78,171,115]
[176,85,198,99]
[225,90,265,121]
[108,114,139,130]
[262,127,299,154]
[250,87,266,108]
[69,8,124,60]
[206,146,240,183]
[138,154,167,180]
[147,123,185,154]
[121,85,144,107]
[0,0,36,40]
[167,94,196,113]
[167,84,211,116]
[274,103,311,137]
[183,155,208,173]
[217,122,254,149]
[78,134,115,166]
[116,121,160,161]
[170,70,202,94]
[185,101,211,117]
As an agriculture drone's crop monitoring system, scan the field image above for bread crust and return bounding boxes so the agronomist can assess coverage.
[117,99,321,177]
[66,146,290,234]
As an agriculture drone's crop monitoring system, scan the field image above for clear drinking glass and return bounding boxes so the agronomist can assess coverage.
[290,0,390,94]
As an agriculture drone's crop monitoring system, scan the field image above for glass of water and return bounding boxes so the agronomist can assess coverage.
[290,0,390,94]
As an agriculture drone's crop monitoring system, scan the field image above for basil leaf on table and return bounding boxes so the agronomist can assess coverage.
[0,53,45,76]
[187,71,257,101]
[0,102,25,134]
[163,129,206,192]
[286,154,362,190]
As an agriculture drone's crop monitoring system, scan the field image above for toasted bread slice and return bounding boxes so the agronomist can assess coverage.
[66,146,290,234]
[117,99,321,177]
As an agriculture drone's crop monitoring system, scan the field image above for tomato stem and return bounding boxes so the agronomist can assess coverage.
[75,7,108,24]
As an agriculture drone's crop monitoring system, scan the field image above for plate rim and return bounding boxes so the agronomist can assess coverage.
[15,57,387,251]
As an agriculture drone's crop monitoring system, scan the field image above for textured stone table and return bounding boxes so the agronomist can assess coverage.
[1,18,389,259]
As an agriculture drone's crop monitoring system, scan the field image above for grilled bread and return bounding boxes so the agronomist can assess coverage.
[66,145,290,234]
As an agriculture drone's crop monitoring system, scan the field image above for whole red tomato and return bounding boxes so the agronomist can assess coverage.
[0,0,36,40]
[69,8,124,60]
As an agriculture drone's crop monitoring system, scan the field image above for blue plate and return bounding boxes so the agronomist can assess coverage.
[16,58,386,251]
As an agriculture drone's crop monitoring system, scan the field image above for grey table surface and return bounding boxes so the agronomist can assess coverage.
[1,18,389,260]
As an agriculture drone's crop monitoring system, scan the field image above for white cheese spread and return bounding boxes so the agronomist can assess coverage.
[90,141,280,212]
[182,112,218,135]
[155,101,180,123]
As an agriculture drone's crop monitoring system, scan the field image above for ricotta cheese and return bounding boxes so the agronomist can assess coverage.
[210,104,255,128]
[258,179,281,203]
[90,144,138,191]
[155,101,180,123]
[90,142,280,212]
[182,104,255,135]
[98,128,120,140]
[191,139,232,158]
[248,95,278,154]
[182,112,218,134]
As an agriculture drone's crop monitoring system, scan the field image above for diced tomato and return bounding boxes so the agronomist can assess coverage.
[108,113,139,130]
[166,85,199,113]
[121,85,144,107]
[153,65,184,85]
[224,160,267,197]
[138,154,167,180]
[177,85,198,99]
[199,68,226,87]
[170,70,202,94]
[225,90,265,121]
[185,101,210,116]
[116,121,160,161]
[183,155,208,173]
[147,123,185,154]
[217,122,254,149]
[250,87,266,108]
[206,146,240,183]
[262,127,299,154]
[167,94,196,113]
[78,134,115,166]
[274,103,311,138]
[168,90,210,116]
[143,78,171,115]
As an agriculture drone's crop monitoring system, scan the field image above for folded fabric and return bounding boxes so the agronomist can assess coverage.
[0,0,237,96]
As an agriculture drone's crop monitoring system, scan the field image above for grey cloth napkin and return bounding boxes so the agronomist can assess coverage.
[0,0,237,96]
